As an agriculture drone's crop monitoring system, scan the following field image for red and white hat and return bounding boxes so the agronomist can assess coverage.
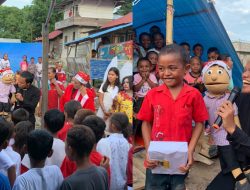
[1,68,13,77]
[202,60,232,82]
[74,71,90,84]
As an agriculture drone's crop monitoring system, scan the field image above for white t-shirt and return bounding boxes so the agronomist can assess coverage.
[97,133,129,190]
[0,150,15,176]
[0,59,10,69]
[36,63,43,78]
[12,165,63,190]
[22,138,65,168]
[4,146,21,176]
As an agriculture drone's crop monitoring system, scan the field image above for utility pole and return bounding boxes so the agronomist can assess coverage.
[166,0,174,45]
[41,0,56,127]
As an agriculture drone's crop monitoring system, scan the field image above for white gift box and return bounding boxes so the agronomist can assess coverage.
[148,141,188,175]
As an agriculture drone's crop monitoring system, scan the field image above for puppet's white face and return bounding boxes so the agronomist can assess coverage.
[204,65,230,95]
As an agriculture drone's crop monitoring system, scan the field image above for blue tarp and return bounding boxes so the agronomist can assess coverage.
[0,43,42,72]
[133,0,243,87]
[65,23,132,46]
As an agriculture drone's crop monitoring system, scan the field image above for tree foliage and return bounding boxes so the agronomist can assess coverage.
[0,0,62,42]
[115,0,132,15]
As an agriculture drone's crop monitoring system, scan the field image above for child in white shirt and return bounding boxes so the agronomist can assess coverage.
[22,109,65,168]
[0,54,11,70]
[0,119,16,187]
[97,113,130,190]
[13,129,63,190]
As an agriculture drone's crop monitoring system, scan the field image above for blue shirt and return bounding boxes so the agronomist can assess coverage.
[0,173,11,190]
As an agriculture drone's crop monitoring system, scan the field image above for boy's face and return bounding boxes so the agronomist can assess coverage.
[30,58,35,63]
[3,54,8,60]
[193,46,203,57]
[65,140,74,161]
[138,60,150,75]
[242,62,250,93]
[158,53,187,89]
[190,58,201,74]
[154,34,164,49]
[182,45,190,55]
[226,57,233,69]
[141,35,151,49]
[208,52,218,61]
[38,58,42,63]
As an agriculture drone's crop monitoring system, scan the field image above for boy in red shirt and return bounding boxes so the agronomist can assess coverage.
[137,44,208,189]
[58,100,82,141]
[60,115,110,183]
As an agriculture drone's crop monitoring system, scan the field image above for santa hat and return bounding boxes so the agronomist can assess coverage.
[202,60,232,82]
[74,71,90,84]
[1,68,13,77]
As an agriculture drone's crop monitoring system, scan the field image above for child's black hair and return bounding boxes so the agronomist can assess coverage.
[149,25,161,35]
[74,109,95,125]
[110,112,130,139]
[11,108,29,126]
[139,32,151,44]
[152,32,165,41]
[82,115,106,143]
[0,119,11,146]
[44,109,65,134]
[146,51,159,59]
[136,57,151,68]
[192,43,203,51]
[218,53,230,61]
[14,121,33,150]
[121,76,133,91]
[207,47,220,55]
[64,100,82,119]
[102,67,121,92]
[67,125,96,158]
[159,44,189,66]
[180,42,190,48]
[27,129,53,161]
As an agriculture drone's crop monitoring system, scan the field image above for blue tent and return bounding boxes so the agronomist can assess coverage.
[133,0,243,87]
[0,43,42,72]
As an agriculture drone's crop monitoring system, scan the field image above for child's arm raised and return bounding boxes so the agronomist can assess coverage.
[133,75,146,92]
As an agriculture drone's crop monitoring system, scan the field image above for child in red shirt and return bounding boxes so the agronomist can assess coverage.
[137,44,208,189]
[57,100,82,141]
[60,116,110,183]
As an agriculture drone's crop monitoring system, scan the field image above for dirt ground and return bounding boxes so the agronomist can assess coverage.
[133,150,221,190]
[186,158,220,190]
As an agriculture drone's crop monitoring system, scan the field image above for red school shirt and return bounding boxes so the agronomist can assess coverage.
[48,81,65,110]
[57,122,73,142]
[59,84,95,112]
[60,151,111,183]
[137,83,208,142]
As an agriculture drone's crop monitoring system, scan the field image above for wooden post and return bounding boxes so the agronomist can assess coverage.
[41,23,49,127]
[166,0,174,45]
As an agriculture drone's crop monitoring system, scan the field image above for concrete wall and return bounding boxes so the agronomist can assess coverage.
[233,41,250,66]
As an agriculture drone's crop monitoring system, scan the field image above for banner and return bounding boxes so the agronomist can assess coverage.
[98,41,133,61]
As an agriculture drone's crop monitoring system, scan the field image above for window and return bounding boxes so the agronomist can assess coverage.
[64,36,68,43]
[73,32,76,41]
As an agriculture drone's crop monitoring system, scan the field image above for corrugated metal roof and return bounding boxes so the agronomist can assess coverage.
[65,22,132,46]
[35,30,62,41]
[101,12,132,29]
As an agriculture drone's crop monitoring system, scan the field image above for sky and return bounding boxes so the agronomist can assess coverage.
[2,0,250,41]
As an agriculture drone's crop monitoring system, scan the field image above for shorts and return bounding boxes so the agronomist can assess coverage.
[145,169,186,190]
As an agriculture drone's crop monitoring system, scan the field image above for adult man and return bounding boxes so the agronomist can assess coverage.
[15,71,40,127]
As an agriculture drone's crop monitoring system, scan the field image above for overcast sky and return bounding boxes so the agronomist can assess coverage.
[2,0,250,41]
